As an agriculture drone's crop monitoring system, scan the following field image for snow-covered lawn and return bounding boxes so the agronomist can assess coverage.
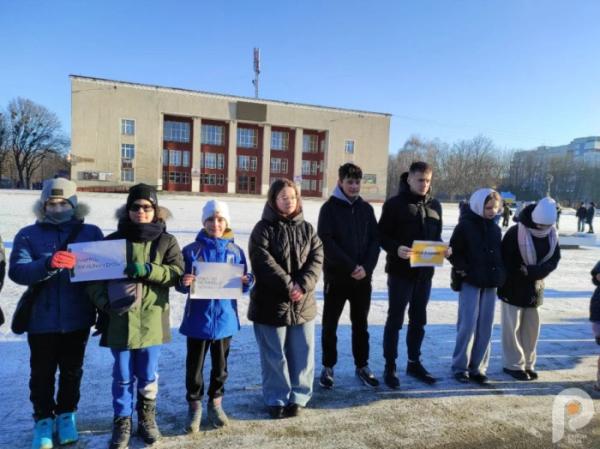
[0,189,599,448]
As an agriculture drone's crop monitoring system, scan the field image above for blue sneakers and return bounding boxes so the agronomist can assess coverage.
[31,418,54,449]
[56,412,78,445]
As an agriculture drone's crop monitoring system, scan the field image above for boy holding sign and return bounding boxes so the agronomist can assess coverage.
[176,200,253,433]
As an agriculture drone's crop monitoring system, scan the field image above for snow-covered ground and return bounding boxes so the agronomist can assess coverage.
[0,189,599,448]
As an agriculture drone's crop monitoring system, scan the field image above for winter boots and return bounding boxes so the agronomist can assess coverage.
[185,401,202,434]
[56,412,78,445]
[136,394,161,444]
[109,416,131,449]
[207,397,229,428]
[31,417,54,449]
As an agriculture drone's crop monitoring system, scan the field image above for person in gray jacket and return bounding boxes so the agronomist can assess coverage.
[248,179,323,419]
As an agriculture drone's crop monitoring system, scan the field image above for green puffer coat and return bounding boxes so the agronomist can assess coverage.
[87,206,184,349]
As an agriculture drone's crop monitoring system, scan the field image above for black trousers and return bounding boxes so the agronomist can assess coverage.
[321,278,372,369]
[383,275,432,364]
[186,336,231,402]
[27,329,89,420]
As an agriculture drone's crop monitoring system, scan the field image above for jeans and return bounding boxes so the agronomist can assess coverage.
[186,337,231,402]
[111,346,161,417]
[253,320,315,407]
[28,329,89,420]
[451,283,497,375]
[383,275,432,364]
[321,278,372,368]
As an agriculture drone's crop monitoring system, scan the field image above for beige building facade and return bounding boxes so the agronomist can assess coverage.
[70,75,390,200]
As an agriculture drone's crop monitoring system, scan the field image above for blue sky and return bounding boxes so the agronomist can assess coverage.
[1,0,599,153]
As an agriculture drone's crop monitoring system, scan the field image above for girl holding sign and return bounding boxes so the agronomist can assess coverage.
[87,184,183,449]
[448,188,505,385]
[248,179,323,419]
[176,199,253,433]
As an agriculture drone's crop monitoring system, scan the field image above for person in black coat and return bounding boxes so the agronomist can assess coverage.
[498,198,561,381]
[590,261,600,390]
[248,179,323,419]
[0,234,5,326]
[576,202,587,232]
[317,163,380,389]
[448,188,505,385]
[587,202,596,233]
[378,161,446,388]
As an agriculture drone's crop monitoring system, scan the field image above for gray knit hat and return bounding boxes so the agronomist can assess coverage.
[41,178,78,208]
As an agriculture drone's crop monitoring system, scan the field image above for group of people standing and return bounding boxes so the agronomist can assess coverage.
[576,201,596,233]
[1,160,595,449]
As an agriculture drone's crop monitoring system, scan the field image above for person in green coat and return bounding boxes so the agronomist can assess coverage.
[88,184,183,449]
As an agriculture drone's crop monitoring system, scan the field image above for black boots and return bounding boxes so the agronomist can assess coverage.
[109,416,131,449]
[136,395,161,444]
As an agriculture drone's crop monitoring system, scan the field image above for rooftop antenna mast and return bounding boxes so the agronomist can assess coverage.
[252,47,260,98]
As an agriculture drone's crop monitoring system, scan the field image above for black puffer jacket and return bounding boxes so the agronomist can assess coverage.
[248,204,323,326]
[449,209,506,289]
[497,205,561,308]
[590,261,600,322]
[317,185,380,282]
[378,172,442,280]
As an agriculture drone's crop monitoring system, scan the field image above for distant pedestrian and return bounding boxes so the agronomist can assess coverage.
[555,203,562,230]
[589,261,600,391]
[502,202,512,228]
[587,202,596,233]
[498,197,561,381]
[576,202,587,232]
[448,188,505,385]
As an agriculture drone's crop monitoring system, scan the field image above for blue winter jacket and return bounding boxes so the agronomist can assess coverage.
[9,206,104,334]
[176,229,253,340]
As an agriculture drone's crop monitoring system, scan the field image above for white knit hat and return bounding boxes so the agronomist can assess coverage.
[202,199,231,228]
[41,178,78,208]
[532,197,557,225]
[469,188,495,218]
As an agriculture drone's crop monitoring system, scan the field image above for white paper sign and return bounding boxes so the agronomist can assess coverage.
[68,239,127,282]
[190,262,244,300]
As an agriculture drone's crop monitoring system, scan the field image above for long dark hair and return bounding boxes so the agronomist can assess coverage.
[267,178,302,217]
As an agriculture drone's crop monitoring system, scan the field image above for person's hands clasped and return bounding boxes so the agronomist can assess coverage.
[289,283,304,302]
[49,251,77,269]
[351,265,366,280]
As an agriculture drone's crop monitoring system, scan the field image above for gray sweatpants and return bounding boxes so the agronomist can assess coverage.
[451,282,497,376]
[501,302,540,371]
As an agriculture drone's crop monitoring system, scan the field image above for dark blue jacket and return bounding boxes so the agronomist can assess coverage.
[176,230,252,340]
[9,211,103,334]
[590,261,600,322]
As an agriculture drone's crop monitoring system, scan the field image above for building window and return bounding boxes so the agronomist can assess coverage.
[169,150,182,166]
[238,155,257,171]
[311,179,317,191]
[162,149,168,165]
[203,152,224,169]
[281,159,288,173]
[202,124,224,145]
[303,134,318,153]
[168,171,190,184]
[121,168,134,182]
[164,120,191,143]
[311,161,318,176]
[301,179,310,190]
[121,144,135,159]
[302,160,311,176]
[201,173,225,185]
[121,119,135,135]
[271,131,289,151]
[345,140,355,154]
[271,157,289,174]
[182,151,190,167]
[237,127,258,148]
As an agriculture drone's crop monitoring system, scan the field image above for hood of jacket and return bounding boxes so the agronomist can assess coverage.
[261,203,304,224]
[34,200,90,221]
[331,184,360,205]
[195,228,235,246]
[469,188,495,218]
[518,204,537,229]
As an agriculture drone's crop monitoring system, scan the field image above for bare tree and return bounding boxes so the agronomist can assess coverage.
[6,98,68,188]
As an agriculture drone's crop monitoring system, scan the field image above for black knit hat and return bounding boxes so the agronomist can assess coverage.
[126,183,158,210]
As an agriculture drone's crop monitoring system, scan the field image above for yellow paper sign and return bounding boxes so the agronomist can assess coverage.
[409,240,449,267]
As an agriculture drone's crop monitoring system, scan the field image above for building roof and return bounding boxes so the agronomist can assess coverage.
[70,74,391,118]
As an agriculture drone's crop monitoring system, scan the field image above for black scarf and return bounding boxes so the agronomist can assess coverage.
[118,219,165,242]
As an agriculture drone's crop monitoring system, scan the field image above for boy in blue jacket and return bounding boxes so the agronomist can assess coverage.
[176,199,253,432]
